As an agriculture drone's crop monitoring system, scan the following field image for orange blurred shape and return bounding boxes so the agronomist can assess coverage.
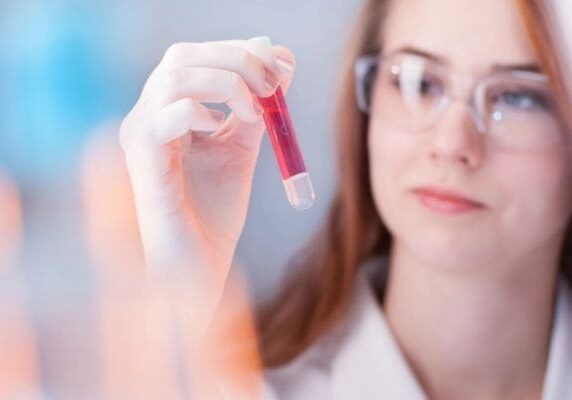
[181,267,264,399]
[99,280,183,400]
[0,168,23,272]
[85,124,182,398]
[83,124,263,398]
[99,268,263,399]
[80,123,145,282]
[0,296,41,397]
[0,169,38,397]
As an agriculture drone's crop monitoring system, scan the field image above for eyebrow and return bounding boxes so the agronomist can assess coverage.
[391,45,542,73]
[490,63,541,73]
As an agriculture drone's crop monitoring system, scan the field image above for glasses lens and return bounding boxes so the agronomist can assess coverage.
[358,53,565,151]
[484,75,563,150]
[371,55,447,132]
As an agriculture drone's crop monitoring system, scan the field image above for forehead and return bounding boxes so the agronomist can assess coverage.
[381,0,538,75]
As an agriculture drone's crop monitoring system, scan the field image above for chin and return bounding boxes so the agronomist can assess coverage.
[392,224,501,273]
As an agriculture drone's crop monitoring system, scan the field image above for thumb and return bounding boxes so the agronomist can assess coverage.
[270,45,296,94]
[209,113,267,153]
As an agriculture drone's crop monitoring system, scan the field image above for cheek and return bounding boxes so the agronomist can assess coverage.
[367,119,572,257]
[495,149,572,235]
[368,123,397,202]
[369,118,413,175]
[367,121,420,221]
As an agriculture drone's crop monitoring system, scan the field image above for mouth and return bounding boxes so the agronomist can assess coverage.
[412,186,486,214]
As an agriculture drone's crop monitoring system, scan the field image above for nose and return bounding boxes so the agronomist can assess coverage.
[427,101,484,169]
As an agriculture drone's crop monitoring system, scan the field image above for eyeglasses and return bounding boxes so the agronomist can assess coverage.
[354,51,566,151]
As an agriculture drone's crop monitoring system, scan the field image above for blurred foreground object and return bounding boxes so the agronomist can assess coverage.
[0,168,41,398]
[0,169,22,271]
[81,126,264,398]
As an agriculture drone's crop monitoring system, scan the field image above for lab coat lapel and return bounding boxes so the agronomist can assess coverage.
[542,279,572,399]
[331,273,427,399]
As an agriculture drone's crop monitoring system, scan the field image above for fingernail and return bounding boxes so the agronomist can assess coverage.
[253,100,264,116]
[264,72,278,93]
[276,57,294,74]
[209,109,226,122]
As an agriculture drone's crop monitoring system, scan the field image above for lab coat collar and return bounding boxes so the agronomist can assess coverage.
[542,279,572,399]
[331,263,427,399]
[331,261,572,400]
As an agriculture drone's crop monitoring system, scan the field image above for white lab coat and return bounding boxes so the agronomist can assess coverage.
[261,258,572,399]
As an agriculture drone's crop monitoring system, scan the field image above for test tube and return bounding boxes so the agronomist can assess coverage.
[250,36,315,211]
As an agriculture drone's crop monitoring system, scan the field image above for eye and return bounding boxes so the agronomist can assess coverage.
[419,78,440,96]
[495,90,551,111]
[391,72,444,98]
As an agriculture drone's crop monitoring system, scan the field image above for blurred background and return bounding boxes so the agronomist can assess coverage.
[0,0,363,397]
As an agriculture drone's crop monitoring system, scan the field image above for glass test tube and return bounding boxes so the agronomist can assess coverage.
[258,86,315,211]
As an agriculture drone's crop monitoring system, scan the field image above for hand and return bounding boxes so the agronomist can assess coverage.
[119,38,295,298]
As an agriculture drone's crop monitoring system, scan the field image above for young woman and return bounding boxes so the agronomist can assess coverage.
[119,0,572,398]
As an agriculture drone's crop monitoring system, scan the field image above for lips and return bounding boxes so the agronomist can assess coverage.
[412,187,485,214]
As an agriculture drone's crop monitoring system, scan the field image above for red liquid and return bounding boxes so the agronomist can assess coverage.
[258,86,307,180]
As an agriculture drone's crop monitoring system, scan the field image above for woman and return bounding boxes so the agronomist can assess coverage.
[119,0,572,398]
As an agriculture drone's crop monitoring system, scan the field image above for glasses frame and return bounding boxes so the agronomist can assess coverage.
[354,51,556,137]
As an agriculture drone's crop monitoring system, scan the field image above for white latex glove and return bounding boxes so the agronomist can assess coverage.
[119,38,295,303]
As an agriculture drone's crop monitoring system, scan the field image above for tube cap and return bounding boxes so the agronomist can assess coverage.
[249,36,273,48]
[283,172,315,211]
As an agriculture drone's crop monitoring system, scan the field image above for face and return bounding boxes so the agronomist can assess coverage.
[369,0,572,273]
